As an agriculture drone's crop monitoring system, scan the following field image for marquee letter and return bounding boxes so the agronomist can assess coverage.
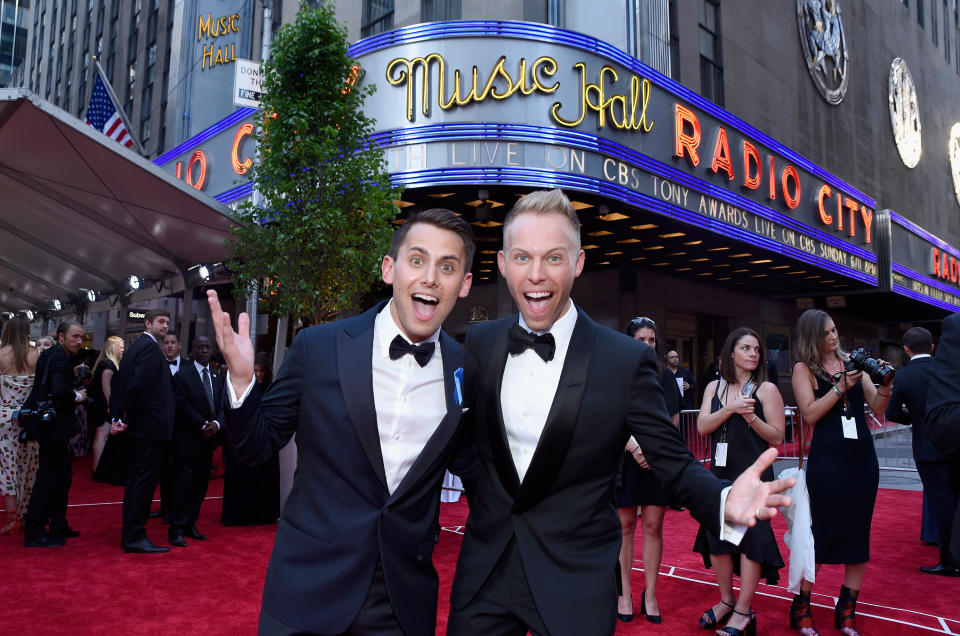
[674,104,701,167]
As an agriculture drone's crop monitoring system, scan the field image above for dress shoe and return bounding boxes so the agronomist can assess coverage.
[187,527,207,540]
[53,527,81,539]
[919,562,960,576]
[168,533,188,548]
[640,588,662,624]
[123,538,171,553]
[24,534,66,548]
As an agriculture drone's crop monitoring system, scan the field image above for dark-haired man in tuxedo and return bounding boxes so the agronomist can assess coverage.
[111,309,175,554]
[447,189,794,636]
[887,327,959,576]
[208,208,477,635]
[168,336,222,547]
[925,316,960,573]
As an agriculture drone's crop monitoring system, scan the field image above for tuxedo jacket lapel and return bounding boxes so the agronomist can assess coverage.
[337,305,389,495]
[389,332,464,502]
[487,319,522,498]
[514,309,596,513]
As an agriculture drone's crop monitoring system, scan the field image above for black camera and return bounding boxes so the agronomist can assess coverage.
[845,347,895,386]
[14,400,58,442]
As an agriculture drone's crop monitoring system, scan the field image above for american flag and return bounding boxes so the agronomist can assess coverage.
[85,73,133,148]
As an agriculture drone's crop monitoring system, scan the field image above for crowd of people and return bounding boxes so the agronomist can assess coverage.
[2,187,959,636]
[0,311,280,553]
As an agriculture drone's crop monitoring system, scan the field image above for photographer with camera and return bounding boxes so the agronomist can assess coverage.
[789,309,892,636]
[22,320,87,548]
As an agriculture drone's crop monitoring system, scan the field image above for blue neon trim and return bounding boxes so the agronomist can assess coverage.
[890,211,960,261]
[891,262,960,300]
[892,283,960,311]
[372,123,876,262]
[214,182,254,204]
[349,21,875,208]
[389,166,877,285]
[154,107,258,166]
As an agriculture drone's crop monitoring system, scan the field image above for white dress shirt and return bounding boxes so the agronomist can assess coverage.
[501,298,578,482]
[228,301,448,495]
[167,355,181,375]
[193,359,220,430]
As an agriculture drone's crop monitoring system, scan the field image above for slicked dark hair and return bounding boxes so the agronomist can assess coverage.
[56,319,82,339]
[388,208,476,270]
[145,308,171,323]
[903,326,933,355]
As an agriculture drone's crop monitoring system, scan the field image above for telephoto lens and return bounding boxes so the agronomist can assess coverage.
[845,347,895,386]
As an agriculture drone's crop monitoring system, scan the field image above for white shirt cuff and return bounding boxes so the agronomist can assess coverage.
[212,420,221,430]
[74,390,84,402]
[226,371,256,409]
[719,485,747,544]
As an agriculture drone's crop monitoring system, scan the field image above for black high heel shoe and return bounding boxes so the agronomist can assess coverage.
[640,588,662,624]
[718,608,756,636]
[700,599,734,629]
[616,594,633,622]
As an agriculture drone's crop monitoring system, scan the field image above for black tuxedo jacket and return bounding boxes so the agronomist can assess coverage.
[886,356,945,462]
[928,312,960,458]
[451,307,726,636]
[172,361,224,436]
[28,344,77,441]
[225,302,476,636]
[110,333,174,441]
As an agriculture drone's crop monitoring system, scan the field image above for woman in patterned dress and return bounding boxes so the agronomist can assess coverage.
[0,317,39,535]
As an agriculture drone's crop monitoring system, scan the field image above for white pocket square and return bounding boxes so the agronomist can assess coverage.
[461,407,470,413]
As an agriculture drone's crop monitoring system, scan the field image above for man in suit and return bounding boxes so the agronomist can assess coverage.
[23,320,87,548]
[168,336,222,547]
[162,333,182,375]
[886,327,959,576]
[150,331,181,522]
[447,189,793,636]
[208,208,477,635]
[111,309,175,553]
[925,314,960,571]
[665,349,697,410]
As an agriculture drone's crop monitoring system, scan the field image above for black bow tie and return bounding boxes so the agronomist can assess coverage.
[167,359,177,365]
[389,335,436,367]
[507,324,556,362]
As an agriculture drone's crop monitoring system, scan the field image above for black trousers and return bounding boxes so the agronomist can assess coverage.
[917,459,960,566]
[24,433,72,539]
[169,429,214,535]
[122,437,169,545]
[447,539,552,636]
[258,561,404,636]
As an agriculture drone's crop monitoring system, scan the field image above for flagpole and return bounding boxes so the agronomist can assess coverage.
[92,58,146,156]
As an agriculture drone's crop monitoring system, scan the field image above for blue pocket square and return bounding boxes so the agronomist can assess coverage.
[454,367,464,406]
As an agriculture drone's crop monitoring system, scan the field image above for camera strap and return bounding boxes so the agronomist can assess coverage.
[831,371,858,439]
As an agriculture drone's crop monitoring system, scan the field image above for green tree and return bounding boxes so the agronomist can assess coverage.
[229,4,401,324]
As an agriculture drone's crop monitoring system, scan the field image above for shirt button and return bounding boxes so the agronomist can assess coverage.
[394,434,401,441]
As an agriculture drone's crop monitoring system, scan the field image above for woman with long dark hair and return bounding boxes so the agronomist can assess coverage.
[0,317,39,534]
[789,309,890,636]
[615,316,682,624]
[694,327,785,635]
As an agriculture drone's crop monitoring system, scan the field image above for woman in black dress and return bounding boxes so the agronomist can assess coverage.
[694,327,785,636]
[615,316,682,624]
[88,336,123,472]
[221,353,281,526]
[789,310,891,636]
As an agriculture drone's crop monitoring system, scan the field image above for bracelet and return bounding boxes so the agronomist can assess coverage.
[747,414,757,424]
[832,384,844,398]
[877,390,891,397]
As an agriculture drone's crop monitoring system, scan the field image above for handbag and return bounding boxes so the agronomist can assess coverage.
[777,414,816,594]
[14,355,57,442]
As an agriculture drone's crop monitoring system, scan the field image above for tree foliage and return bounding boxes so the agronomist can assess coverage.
[229,4,401,324]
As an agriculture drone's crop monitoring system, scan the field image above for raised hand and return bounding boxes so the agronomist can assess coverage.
[724,447,795,527]
[207,290,255,397]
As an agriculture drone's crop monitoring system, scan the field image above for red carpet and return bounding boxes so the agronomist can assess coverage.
[2,456,958,635]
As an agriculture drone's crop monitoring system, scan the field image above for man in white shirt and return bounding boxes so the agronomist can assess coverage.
[447,189,795,636]
[207,209,477,636]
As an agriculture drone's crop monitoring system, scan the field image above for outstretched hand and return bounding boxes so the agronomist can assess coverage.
[207,290,254,397]
[725,447,795,527]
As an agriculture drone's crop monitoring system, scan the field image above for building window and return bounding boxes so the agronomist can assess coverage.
[126,63,136,113]
[669,0,680,80]
[140,83,152,121]
[361,0,393,38]
[141,116,151,143]
[128,29,139,63]
[422,0,461,21]
[933,0,939,44]
[919,0,925,27]
[699,0,723,106]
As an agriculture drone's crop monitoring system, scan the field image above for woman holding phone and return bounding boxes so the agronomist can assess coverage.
[694,327,785,636]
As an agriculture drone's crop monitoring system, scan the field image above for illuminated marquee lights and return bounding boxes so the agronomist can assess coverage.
[232,123,254,175]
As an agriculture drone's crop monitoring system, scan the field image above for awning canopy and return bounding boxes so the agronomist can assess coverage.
[0,88,239,315]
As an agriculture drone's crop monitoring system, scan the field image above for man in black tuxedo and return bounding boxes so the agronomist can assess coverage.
[111,309,175,553]
[925,313,960,571]
[150,331,181,522]
[168,336,222,547]
[208,208,477,635]
[447,189,794,636]
[887,327,960,576]
[23,320,87,548]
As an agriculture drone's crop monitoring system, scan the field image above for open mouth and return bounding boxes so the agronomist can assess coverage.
[412,293,439,320]
[523,290,553,313]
